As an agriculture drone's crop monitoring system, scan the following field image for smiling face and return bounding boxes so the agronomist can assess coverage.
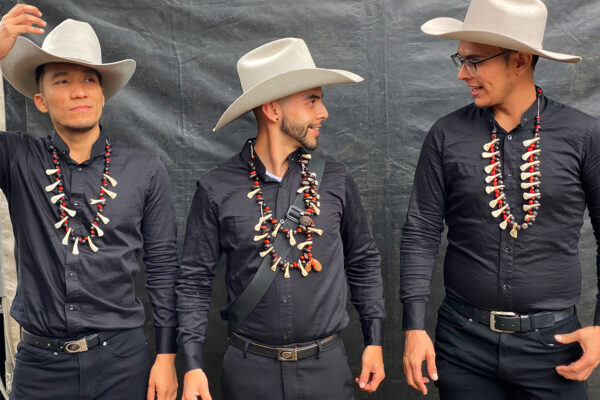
[34,62,104,135]
[456,41,515,109]
[277,87,328,151]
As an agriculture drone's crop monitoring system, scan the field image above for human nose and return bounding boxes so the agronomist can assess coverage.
[457,63,472,81]
[317,102,328,120]
[70,80,87,98]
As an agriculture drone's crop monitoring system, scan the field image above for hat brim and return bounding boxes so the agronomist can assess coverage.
[421,17,581,63]
[213,68,363,131]
[0,36,136,100]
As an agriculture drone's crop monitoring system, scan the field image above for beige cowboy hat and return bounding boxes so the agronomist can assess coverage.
[421,0,581,63]
[213,37,363,131]
[0,19,136,100]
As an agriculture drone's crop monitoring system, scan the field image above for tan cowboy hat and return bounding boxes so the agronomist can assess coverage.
[0,19,136,100]
[421,0,581,63]
[213,37,363,131]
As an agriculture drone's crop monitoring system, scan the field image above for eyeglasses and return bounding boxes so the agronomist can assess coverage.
[451,49,514,76]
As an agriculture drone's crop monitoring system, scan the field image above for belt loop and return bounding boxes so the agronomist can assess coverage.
[243,341,250,358]
[316,340,323,359]
[530,313,536,331]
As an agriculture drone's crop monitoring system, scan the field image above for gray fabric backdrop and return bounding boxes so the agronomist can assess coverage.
[2,0,599,398]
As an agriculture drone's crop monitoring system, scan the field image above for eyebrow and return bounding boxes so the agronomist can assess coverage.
[50,68,98,79]
[304,94,323,100]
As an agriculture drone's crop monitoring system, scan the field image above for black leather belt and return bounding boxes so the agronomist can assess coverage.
[21,329,118,354]
[229,333,341,361]
[445,297,574,333]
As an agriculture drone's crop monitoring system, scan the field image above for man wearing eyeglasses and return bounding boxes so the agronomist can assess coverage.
[400,0,600,399]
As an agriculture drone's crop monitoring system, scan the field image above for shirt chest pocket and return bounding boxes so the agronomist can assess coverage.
[221,214,263,252]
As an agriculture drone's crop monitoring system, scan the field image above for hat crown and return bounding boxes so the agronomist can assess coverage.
[463,0,547,48]
[237,38,316,92]
[41,19,103,64]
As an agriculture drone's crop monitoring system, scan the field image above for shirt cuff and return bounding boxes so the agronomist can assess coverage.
[361,318,384,346]
[181,341,204,372]
[155,327,178,354]
[402,302,427,330]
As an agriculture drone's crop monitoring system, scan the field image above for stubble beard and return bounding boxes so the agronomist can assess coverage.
[280,116,318,151]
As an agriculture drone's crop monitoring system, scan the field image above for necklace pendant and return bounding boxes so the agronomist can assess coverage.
[298,261,309,277]
[87,236,99,252]
[510,225,518,238]
[72,238,80,255]
[62,227,72,245]
[499,219,508,230]
[271,256,282,272]
[283,261,290,279]
[309,258,322,272]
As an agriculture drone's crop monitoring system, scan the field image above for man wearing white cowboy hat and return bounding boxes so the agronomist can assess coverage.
[400,0,600,398]
[0,5,179,399]
[176,37,386,399]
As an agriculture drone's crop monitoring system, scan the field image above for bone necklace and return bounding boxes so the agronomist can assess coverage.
[483,87,542,238]
[45,138,117,254]
[247,141,323,278]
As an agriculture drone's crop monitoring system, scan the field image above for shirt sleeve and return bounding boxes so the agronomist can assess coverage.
[176,180,221,371]
[581,119,600,326]
[399,123,446,330]
[341,165,386,346]
[141,156,180,353]
[0,131,26,194]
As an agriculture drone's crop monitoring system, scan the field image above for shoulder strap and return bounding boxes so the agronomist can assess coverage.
[227,154,326,332]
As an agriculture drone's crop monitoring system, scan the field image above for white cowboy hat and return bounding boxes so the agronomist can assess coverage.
[421,0,581,63]
[0,19,136,100]
[213,37,363,131]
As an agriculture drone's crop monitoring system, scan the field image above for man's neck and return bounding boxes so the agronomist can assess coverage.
[55,125,101,164]
[254,127,300,178]
[491,82,537,132]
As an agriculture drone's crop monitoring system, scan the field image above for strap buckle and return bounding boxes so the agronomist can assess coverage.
[490,311,517,333]
[277,347,298,361]
[286,205,304,224]
[63,338,89,353]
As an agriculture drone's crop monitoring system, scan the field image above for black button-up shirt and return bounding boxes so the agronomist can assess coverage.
[177,139,385,371]
[400,95,600,330]
[0,129,178,352]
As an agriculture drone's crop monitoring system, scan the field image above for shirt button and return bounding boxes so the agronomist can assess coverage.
[283,334,288,340]
[503,247,510,253]
[68,272,75,277]
[502,284,510,291]
[282,297,289,303]
[507,135,512,140]
[506,171,512,177]
[73,200,79,206]
[76,166,82,172]
[68,305,75,311]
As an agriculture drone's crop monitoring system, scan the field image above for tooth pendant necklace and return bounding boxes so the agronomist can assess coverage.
[45,138,117,254]
[247,141,323,278]
[483,87,542,238]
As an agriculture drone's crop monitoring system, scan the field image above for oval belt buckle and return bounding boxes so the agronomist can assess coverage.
[64,338,88,353]
[277,348,298,361]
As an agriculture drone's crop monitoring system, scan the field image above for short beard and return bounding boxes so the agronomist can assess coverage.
[280,116,318,151]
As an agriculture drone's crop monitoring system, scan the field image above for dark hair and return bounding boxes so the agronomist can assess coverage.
[531,55,540,71]
[34,64,103,91]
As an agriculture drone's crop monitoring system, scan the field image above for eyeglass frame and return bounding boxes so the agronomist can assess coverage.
[451,49,514,76]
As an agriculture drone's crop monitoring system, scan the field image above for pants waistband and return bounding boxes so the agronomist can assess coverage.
[229,332,341,361]
[444,297,574,333]
[21,328,120,354]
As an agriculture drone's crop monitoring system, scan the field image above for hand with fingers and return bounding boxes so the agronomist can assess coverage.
[355,345,385,392]
[403,330,438,395]
[555,326,600,381]
[181,369,212,400]
[147,354,178,400]
[0,4,46,60]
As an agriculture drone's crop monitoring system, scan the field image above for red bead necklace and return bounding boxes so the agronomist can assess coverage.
[483,87,542,238]
[45,138,117,254]
[247,141,323,278]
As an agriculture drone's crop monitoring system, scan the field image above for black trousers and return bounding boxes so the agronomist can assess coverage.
[221,338,355,400]
[10,327,150,400]
[434,299,587,400]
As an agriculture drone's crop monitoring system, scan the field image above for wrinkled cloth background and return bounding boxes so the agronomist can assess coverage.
[1,0,599,398]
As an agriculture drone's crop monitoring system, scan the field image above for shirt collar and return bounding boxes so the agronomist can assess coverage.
[239,138,304,181]
[483,91,548,131]
[49,126,108,165]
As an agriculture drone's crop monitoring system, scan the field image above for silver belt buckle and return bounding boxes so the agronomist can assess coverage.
[63,338,88,353]
[490,311,517,333]
[277,347,298,361]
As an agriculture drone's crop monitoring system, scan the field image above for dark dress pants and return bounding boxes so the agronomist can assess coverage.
[434,299,587,400]
[221,338,355,400]
[10,327,150,400]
